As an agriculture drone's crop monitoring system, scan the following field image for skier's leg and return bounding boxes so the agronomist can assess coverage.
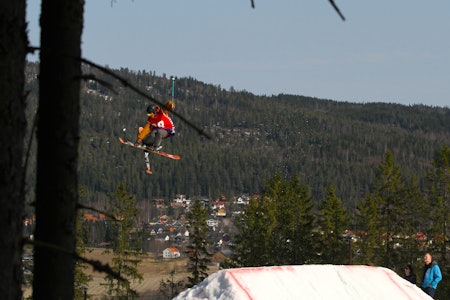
[144,151,152,174]
[142,129,157,147]
[153,129,169,149]
[137,123,151,144]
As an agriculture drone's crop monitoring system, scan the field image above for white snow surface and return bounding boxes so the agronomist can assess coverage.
[173,265,431,300]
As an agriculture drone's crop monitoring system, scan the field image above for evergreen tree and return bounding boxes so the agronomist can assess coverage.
[233,194,277,266]
[426,145,450,298]
[427,145,450,256]
[372,150,408,268]
[318,187,351,264]
[233,174,316,266]
[185,199,211,288]
[354,193,380,265]
[159,270,185,299]
[267,174,316,265]
[400,176,428,268]
[356,150,413,267]
[104,182,143,299]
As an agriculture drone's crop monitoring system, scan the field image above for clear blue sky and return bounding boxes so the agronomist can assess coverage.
[27,1,450,107]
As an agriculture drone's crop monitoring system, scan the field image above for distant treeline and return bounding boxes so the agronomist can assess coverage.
[24,62,450,210]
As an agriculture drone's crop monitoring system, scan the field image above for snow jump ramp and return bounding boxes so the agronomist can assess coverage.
[174,265,430,300]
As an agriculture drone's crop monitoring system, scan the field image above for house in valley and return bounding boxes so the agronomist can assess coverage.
[163,247,181,259]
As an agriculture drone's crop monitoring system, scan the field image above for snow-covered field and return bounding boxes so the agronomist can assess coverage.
[174,265,431,299]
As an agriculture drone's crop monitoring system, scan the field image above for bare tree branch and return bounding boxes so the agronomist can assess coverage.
[24,238,125,282]
[79,57,212,140]
[76,203,120,221]
[328,0,346,21]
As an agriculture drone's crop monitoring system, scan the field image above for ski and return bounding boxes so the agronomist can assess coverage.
[119,137,181,160]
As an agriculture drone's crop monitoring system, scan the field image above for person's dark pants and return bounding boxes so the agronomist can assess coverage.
[143,129,168,147]
[422,286,436,298]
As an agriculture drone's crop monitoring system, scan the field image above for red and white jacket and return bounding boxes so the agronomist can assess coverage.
[149,110,175,135]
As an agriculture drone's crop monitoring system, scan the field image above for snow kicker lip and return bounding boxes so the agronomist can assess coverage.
[173,265,430,300]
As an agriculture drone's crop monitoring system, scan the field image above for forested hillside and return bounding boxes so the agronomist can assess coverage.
[24,62,450,208]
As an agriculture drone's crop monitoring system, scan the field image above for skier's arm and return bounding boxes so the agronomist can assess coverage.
[137,123,151,142]
[431,266,442,287]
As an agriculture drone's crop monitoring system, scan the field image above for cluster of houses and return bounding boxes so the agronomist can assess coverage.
[143,194,257,260]
[23,194,257,261]
[211,201,226,217]
[165,194,229,217]
[153,194,254,217]
[169,194,192,208]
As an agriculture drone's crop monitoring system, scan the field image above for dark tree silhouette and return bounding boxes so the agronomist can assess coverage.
[0,1,27,299]
[32,0,84,299]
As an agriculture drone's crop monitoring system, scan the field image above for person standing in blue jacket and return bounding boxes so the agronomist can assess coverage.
[421,252,442,298]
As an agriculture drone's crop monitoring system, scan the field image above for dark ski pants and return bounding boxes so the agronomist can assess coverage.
[143,129,168,147]
[422,287,436,298]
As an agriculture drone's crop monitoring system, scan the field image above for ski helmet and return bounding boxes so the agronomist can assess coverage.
[146,105,155,114]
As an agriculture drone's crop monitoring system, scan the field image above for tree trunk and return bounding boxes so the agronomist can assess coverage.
[33,0,84,299]
[0,1,27,299]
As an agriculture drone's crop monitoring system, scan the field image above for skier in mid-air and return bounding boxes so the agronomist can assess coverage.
[135,100,176,174]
